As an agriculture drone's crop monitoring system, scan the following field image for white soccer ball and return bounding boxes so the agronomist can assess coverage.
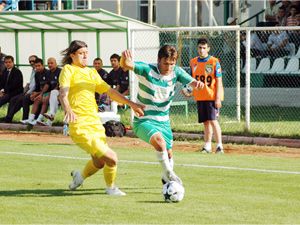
[162,181,185,203]
[182,84,193,96]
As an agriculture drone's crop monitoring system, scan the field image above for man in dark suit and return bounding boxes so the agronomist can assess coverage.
[0,55,23,108]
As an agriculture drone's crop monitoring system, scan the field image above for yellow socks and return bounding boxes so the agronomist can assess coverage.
[82,160,99,179]
[103,164,117,188]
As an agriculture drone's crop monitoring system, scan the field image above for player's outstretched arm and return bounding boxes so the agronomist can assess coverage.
[190,80,205,89]
[120,50,134,71]
[107,88,144,117]
[59,87,77,123]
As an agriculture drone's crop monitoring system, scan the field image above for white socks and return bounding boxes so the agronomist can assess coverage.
[37,114,44,122]
[156,150,172,173]
[204,142,212,151]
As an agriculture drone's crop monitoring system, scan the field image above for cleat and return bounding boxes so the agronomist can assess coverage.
[200,147,212,154]
[216,146,224,154]
[161,173,168,185]
[43,113,54,121]
[20,119,29,124]
[105,187,126,196]
[28,120,37,126]
[69,170,84,191]
[166,171,183,185]
[36,120,47,126]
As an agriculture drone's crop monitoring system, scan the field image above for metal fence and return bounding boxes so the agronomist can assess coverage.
[129,26,300,138]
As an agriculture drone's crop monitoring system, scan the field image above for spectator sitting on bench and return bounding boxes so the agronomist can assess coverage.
[42,57,62,126]
[21,58,50,125]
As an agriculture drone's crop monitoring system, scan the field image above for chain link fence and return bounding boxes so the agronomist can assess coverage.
[130,27,300,138]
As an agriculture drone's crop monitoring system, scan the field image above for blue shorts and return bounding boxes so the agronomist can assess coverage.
[197,101,219,123]
[133,119,173,150]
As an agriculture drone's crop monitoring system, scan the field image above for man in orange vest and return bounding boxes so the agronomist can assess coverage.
[185,38,224,154]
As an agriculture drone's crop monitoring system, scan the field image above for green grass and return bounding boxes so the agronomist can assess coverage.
[1,104,299,138]
[1,140,300,224]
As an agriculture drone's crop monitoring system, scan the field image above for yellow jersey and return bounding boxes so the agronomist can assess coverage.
[59,64,110,125]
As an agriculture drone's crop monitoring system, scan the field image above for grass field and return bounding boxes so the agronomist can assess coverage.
[1,138,300,224]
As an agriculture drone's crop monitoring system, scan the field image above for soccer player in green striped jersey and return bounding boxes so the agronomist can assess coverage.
[121,45,204,184]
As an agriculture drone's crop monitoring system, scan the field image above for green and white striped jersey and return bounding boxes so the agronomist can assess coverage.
[133,61,194,122]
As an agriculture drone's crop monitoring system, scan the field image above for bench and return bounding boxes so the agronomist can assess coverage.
[170,101,188,117]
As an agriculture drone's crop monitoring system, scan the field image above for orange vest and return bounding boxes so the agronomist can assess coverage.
[190,56,224,101]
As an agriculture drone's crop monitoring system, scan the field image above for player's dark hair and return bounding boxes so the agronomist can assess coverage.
[61,40,88,65]
[158,45,178,60]
[4,55,14,62]
[94,57,103,62]
[197,38,210,47]
[34,58,43,65]
[110,54,120,61]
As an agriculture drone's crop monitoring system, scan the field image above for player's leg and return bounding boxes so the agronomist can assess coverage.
[36,94,50,125]
[24,98,41,125]
[203,121,213,153]
[44,89,59,121]
[212,120,224,154]
[21,94,33,120]
[69,125,125,195]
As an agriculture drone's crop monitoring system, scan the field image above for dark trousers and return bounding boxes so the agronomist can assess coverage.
[5,93,35,122]
[0,94,11,108]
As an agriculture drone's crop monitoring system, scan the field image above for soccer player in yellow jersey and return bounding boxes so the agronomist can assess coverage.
[185,38,224,154]
[59,40,144,196]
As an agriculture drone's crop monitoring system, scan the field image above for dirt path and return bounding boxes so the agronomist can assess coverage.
[0,131,300,158]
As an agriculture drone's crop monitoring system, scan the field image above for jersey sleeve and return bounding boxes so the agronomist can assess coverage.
[133,61,151,77]
[215,60,222,78]
[59,65,72,88]
[175,66,194,85]
[94,69,111,94]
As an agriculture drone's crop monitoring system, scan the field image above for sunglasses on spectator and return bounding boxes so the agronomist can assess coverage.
[29,60,35,63]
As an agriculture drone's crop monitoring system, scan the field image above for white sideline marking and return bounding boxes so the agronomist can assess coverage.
[1,151,300,175]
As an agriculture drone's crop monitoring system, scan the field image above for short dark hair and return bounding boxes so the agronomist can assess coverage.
[94,57,103,62]
[35,58,43,65]
[158,45,178,60]
[4,55,14,62]
[197,38,209,46]
[110,54,120,61]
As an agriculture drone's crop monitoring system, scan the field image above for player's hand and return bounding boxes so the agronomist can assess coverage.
[130,102,145,117]
[215,99,222,108]
[194,80,205,89]
[64,110,77,123]
[120,50,134,70]
[122,50,132,60]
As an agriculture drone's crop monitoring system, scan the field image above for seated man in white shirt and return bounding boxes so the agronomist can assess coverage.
[267,30,293,57]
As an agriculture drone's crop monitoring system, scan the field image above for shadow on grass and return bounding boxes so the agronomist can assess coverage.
[0,188,103,197]
[137,200,166,204]
[22,143,73,146]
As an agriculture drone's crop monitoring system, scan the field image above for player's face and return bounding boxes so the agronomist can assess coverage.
[35,62,44,73]
[4,58,14,70]
[110,58,120,69]
[29,57,36,68]
[158,57,176,75]
[198,44,210,58]
[71,47,88,67]
[47,59,57,71]
[93,60,102,70]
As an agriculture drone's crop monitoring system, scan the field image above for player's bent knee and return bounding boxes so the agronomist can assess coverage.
[150,133,166,152]
[103,149,118,167]
[92,156,105,169]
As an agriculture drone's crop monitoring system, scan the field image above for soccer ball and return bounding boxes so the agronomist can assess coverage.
[181,84,193,96]
[162,181,185,203]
